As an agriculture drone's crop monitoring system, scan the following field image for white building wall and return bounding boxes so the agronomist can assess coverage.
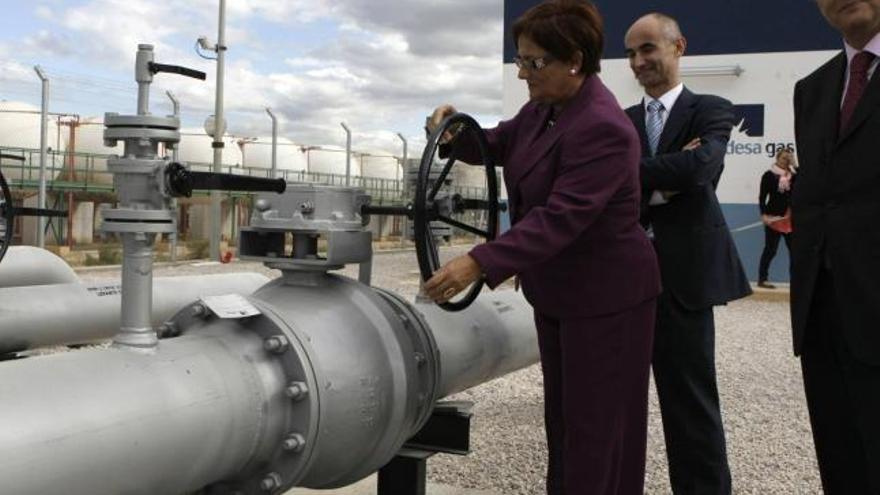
[502,50,839,205]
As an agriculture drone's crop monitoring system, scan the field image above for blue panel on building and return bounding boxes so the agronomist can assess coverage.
[723,204,791,283]
[500,203,790,283]
[503,0,841,61]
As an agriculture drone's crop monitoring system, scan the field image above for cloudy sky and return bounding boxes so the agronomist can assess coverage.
[0,0,506,155]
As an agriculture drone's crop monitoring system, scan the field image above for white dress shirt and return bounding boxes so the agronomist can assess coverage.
[643,83,684,205]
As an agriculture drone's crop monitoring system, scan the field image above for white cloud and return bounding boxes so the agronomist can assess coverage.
[2,0,506,154]
[22,30,75,57]
[285,57,324,68]
[34,5,53,20]
[0,60,36,84]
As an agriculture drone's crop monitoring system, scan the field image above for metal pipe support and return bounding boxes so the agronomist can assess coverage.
[115,233,158,349]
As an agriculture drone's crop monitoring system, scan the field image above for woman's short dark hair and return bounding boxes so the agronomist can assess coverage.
[512,0,604,76]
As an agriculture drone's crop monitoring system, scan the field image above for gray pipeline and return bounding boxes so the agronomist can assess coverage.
[0,273,538,494]
[0,272,269,353]
[0,246,79,288]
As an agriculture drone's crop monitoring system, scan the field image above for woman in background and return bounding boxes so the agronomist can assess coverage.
[757,148,796,289]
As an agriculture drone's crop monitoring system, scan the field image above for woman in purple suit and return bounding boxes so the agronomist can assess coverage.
[423,1,661,493]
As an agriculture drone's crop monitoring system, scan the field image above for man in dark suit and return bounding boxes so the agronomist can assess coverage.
[624,13,752,494]
[792,1,880,492]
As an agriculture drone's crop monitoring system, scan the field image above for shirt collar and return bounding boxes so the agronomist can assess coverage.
[643,82,684,113]
[844,31,880,63]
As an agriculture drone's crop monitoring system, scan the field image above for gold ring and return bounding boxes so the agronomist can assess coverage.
[443,287,456,299]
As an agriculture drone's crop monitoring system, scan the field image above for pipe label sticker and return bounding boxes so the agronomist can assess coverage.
[200,294,261,319]
[87,284,122,297]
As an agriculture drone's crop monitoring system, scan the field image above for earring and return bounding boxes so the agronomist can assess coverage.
[569,68,577,75]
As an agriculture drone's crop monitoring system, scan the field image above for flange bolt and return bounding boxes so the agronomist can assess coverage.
[191,303,208,318]
[260,472,282,492]
[414,352,426,367]
[264,335,290,354]
[282,433,306,452]
[284,381,309,401]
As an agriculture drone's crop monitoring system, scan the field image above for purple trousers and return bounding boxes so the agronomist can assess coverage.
[535,297,656,495]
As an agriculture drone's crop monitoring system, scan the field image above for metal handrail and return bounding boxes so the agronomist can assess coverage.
[0,146,488,203]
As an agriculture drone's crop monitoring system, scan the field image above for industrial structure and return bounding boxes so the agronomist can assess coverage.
[0,44,535,495]
[0,99,488,259]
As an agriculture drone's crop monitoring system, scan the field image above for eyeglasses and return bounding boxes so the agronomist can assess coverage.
[513,55,555,71]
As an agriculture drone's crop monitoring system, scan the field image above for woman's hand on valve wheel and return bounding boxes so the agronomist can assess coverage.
[426,104,458,144]
[423,254,483,303]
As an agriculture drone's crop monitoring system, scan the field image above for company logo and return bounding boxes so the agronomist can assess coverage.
[732,104,765,137]
[727,103,792,157]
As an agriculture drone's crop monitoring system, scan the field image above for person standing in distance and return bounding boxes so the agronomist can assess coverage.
[424,1,661,493]
[792,0,880,492]
[757,148,796,289]
[623,12,751,495]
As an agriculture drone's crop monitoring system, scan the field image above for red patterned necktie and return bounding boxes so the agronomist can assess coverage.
[839,51,876,132]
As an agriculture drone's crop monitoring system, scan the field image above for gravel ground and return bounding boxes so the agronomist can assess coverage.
[77,245,821,494]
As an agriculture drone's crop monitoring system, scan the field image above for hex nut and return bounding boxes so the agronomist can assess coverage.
[264,335,290,353]
[414,352,426,367]
[157,322,179,337]
[255,199,271,212]
[191,303,208,318]
[282,433,306,452]
[284,381,309,401]
[260,472,282,491]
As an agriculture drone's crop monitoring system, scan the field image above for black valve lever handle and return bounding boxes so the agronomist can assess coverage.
[165,162,286,198]
[12,207,68,218]
[148,62,207,81]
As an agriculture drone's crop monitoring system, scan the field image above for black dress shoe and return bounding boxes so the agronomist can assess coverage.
[757,281,776,289]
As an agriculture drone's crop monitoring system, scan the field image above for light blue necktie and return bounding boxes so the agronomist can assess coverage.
[646,100,665,156]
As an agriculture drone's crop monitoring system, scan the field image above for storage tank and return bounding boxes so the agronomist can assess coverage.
[303,145,363,177]
[359,150,401,180]
[71,117,119,185]
[235,137,308,178]
[0,101,66,181]
[177,130,239,172]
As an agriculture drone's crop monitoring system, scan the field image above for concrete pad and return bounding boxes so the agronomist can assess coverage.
[284,474,500,495]
[747,282,790,303]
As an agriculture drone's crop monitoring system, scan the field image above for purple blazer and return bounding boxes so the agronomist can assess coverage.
[465,75,661,318]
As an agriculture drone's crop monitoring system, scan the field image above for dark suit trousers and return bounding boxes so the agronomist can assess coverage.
[653,291,731,495]
[801,267,880,494]
[758,226,791,282]
[535,297,655,495]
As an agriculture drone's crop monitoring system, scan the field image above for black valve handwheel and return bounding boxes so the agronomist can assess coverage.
[0,161,14,264]
[0,156,69,265]
[414,113,499,312]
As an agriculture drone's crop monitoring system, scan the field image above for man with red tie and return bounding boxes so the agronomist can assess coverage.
[792,0,880,492]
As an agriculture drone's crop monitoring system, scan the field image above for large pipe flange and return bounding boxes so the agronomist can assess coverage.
[373,287,442,431]
[171,273,443,492]
[169,298,321,495]
[103,113,181,147]
[101,208,177,234]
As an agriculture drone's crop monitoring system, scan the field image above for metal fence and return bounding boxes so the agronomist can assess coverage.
[0,146,488,205]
